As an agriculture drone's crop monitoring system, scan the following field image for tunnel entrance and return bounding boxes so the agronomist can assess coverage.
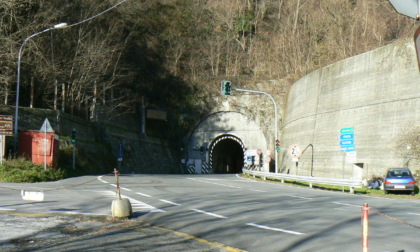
[209,135,245,174]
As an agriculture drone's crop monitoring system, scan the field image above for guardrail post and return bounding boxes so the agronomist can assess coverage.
[309,182,313,188]
[361,203,369,252]
[350,187,355,194]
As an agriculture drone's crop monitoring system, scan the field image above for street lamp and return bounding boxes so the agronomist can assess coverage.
[14,22,68,152]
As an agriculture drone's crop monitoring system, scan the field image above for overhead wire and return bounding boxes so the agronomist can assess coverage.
[67,0,129,28]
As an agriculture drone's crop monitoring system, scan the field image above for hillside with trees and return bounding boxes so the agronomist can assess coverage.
[0,0,416,143]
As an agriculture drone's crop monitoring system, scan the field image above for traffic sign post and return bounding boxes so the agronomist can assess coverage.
[72,128,76,170]
[288,144,302,162]
[220,81,279,173]
[339,127,356,152]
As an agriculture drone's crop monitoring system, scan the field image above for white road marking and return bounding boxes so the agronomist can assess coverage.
[286,195,313,200]
[332,202,361,208]
[249,189,267,192]
[97,190,164,213]
[120,187,132,191]
[190,208,227,219]
[246,223,304,235]
[159,199,181,206]
[235,174,257,182]
[0,208,15,211]
[136,192,152,198]
[97,176,108,183]
[407,212,420,216]
[187,178,242,189]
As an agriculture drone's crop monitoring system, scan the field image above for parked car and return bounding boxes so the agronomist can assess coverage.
[384,168,416,195]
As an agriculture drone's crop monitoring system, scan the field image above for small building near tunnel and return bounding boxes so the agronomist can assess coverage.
[184,111,268,174]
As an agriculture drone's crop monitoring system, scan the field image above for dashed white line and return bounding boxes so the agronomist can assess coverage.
[187,178,242,189]
[159,199,181,206]
[286,195,313,200]
[0,208,15,211]
[249,189,266,192]
[190,208,227,219]
[136,192,152,198]
[97,176,108,183]
[96,190,164,213]
[246,223,304,235]
[120,187,132,191]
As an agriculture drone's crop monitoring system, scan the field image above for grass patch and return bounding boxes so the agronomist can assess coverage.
[0,157,66,183]
[242,174,420,199]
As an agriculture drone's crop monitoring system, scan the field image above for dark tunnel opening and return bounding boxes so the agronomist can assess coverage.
[211,138,244,173]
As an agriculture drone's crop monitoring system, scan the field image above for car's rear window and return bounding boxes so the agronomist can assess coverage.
[387,170,412,178]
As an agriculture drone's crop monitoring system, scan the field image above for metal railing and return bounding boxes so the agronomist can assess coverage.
[243,169,363,193]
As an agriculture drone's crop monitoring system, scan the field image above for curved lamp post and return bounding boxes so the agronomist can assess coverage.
[14,22,68,153]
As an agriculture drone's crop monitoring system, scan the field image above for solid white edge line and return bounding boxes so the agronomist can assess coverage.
[190,208,227,219]
[246,223,304,235]
[332,202,361,208]
[407,212,420,216]
[159,199,181,206]
[0,208,16,211]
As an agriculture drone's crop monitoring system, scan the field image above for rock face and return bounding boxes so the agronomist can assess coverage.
[281,39,420,178]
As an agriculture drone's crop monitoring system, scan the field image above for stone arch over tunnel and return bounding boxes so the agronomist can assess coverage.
[209,135,245,173]
[185,111,269,173]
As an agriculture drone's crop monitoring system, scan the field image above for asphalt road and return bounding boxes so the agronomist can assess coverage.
[1,174,419,251]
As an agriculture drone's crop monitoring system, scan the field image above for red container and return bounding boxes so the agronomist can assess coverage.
[18,130,60,168]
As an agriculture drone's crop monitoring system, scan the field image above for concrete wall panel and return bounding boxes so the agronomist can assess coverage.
[281,40,420,179]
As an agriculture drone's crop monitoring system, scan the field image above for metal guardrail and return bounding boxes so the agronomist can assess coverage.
[243,169,363,193]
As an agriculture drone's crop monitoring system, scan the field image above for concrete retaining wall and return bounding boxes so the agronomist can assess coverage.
[280,39,420,179]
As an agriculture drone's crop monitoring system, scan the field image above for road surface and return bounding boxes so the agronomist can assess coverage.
[1,174,419,251]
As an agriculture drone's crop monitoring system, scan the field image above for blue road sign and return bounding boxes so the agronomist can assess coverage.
[340,127,355,152]
[340,133,354,140]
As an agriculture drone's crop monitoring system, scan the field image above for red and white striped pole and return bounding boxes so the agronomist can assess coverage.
[361,203,369,252]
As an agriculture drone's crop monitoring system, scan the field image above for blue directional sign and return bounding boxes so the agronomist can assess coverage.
[340,127,355,152]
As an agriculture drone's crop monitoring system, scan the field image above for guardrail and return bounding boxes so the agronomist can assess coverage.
[243,169,363,193]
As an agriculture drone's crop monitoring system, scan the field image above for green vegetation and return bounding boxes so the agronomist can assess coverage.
[241,174,420,199]
[0,157,66,183]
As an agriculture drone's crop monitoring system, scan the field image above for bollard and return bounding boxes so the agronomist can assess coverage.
[112,198,132,217]
[111,168,132,218]
[361,203,369,252]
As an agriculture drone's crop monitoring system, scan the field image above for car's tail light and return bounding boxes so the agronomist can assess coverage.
[409,181,415,184]
[385,180,392,184]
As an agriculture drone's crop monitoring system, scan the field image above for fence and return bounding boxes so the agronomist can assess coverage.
[242,168,363,193]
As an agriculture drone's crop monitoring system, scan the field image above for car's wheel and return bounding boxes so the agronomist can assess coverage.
[410,191,415,196]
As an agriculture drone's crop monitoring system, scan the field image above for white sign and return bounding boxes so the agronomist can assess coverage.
[288,144,302,159]
[346,152,357,163]
[21,190,44,201]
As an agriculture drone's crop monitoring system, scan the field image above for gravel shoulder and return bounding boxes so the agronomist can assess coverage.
[0,213,242,252]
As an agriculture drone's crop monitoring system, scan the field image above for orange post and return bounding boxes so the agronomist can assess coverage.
[361,203,369,252]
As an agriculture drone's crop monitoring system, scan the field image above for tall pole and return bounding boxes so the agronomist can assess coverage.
[14,23,67,153]
[233,88,279,173]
